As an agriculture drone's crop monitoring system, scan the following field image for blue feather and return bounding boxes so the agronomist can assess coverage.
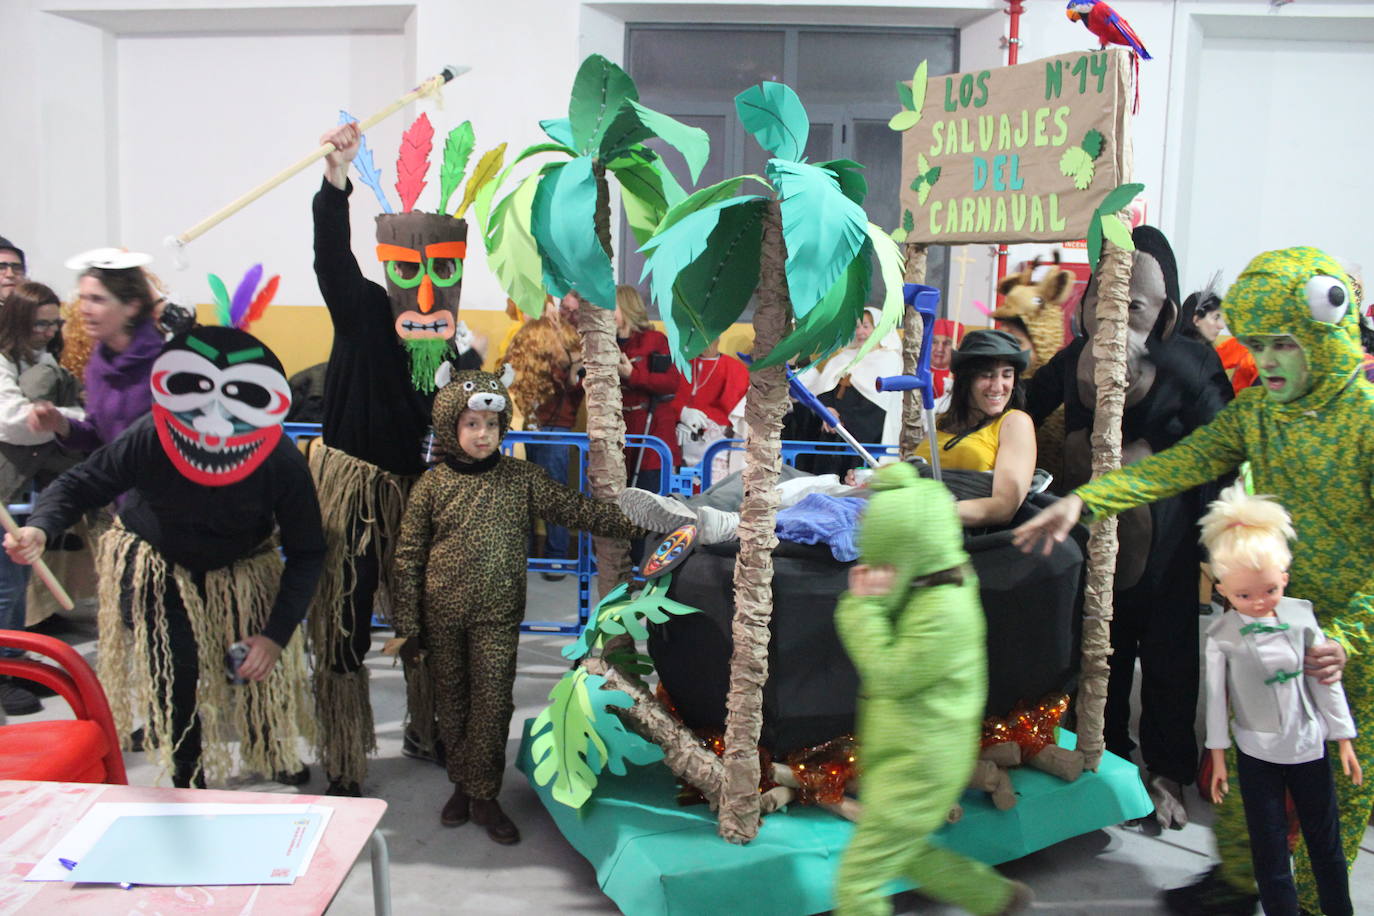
[338,109,394,214]
[230,263,263,328]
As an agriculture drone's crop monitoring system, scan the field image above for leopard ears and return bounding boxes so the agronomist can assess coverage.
[433,360,516,390]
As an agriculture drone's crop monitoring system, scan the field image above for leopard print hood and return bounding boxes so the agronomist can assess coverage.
[432,369,513,463]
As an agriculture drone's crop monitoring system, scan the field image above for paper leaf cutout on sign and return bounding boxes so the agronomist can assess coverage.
[888,109,921,132]
[735,82,810,161]
[910,60,929,119]
[437,122,476,215]
[902,209,914,233]
[896,80,914,110]
[1059,147,1096,190]
[395,114,435,213]
[768,158,869,320]
[339,109,393,214]
[568,54,640,155]
[456,143,507,219]
[1082,128,1105,160]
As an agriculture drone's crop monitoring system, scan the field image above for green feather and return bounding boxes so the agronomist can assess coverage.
[437,121,475,214]
[207,273,231,326]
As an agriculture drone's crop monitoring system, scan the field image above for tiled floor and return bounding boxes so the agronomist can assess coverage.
[18,579,1374,915]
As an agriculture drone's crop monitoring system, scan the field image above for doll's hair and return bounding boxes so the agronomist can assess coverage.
[1198,482,1296,581]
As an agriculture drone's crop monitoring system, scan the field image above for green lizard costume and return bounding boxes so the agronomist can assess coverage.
[832,463,1023,916]
[1074,247,1373,913]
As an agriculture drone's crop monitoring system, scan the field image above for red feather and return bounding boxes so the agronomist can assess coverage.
[395,114,435,213]
[243,274,279,329]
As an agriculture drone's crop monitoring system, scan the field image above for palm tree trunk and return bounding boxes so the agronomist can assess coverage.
[899,242,929,458]
[1076,237,1132,770]
[718,199,793,844]
[578,160,632,597]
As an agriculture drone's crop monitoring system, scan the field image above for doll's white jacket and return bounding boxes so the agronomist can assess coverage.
[1204,597,1357,752]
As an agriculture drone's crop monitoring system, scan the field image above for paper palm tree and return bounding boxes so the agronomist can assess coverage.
[638,80,905,843]
[474,54,708,595]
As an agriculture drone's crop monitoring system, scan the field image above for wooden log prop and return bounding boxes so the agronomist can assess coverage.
[0,505,72,611]
[168,65,469,248]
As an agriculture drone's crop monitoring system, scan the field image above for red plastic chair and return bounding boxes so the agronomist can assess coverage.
[0,629,127,785]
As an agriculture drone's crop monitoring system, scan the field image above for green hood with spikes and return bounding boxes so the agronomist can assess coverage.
[1224,247,1362,415]
[857,462,969,615]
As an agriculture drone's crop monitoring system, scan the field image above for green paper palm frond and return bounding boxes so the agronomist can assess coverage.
[600,100,709,183]
[767,158,869,320]
[529,155,616,308]
[568,55,639,155]
[735,82,810,161]
[640,196,767,367]
[484,172,547,318]
[610,149,687,246]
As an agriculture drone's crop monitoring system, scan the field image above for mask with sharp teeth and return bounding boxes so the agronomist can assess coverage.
[150,326,292,486]
[375,211,468,394]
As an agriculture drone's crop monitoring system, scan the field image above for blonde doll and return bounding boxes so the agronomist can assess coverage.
[1201,482,1360,916]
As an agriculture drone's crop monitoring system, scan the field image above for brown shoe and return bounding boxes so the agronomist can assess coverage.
[470,797,520,845]
[440,786,470,827]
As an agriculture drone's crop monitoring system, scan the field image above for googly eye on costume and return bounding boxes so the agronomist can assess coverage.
[462,381,476,391]
[1305,275,1349,324]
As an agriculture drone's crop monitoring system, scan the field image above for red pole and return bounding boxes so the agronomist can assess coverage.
[995,1,1025,304]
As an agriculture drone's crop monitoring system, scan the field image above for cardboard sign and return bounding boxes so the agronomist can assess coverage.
[899,49,1131,245]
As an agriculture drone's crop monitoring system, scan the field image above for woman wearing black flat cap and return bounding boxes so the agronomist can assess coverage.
[911,328,1036,527]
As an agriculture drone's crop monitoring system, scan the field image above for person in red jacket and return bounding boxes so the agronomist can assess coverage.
[674,335,750,481]
[615,286,681,492]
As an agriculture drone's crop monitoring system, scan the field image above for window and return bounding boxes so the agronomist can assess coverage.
[623,24,958,320]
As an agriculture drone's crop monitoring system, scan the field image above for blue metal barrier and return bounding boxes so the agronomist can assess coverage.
[697,438,901,489]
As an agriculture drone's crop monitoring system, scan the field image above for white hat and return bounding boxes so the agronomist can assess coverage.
[64,247,154,271]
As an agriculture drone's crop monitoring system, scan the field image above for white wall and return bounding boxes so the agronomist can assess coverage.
[2,0,1371,313]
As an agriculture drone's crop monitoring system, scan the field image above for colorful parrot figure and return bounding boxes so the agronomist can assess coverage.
[1066,1,1152,60]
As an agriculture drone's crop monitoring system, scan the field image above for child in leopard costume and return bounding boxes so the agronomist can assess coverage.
[389,369,648,844]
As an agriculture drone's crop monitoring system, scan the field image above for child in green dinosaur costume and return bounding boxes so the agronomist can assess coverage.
[833,462,1032,916]
[1014,246,1371,915]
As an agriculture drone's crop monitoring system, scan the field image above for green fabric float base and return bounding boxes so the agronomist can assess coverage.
[517,721,1152,916]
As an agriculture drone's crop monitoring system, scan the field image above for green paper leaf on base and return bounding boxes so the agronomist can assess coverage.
[735,82,809,161]
[585,677,663,776]
[530,155,616,309]
[768,158,869,320]
[569,55,639,155]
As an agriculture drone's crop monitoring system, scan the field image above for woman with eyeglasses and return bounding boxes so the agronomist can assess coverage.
[0,281,86,717]
[29,250,163,451]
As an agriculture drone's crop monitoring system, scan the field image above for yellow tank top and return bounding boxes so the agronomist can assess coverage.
[912,409,1022,472]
